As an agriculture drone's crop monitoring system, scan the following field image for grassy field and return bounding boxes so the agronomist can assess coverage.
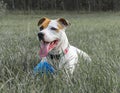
[0,12,120,93]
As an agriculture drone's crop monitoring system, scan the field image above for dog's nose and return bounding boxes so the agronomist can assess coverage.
[38,32,44,41]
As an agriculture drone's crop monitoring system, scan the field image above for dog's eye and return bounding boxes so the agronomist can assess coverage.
[40,26,44,31]
[51,27,57,30]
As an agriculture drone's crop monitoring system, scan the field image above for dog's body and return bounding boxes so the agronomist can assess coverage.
[37,17,91,74]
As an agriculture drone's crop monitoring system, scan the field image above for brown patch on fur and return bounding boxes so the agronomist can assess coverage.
[41,18,50,29]
[38,17,50,29]
[38,18,46,26]
[56,23,64,32]
[57,18,70,27]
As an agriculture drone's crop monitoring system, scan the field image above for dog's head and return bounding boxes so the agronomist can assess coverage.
[37,17,70,57]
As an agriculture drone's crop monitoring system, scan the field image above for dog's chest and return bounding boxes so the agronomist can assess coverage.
[47,56,66,70]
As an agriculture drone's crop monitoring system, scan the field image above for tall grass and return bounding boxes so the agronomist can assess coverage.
[0,12,120,93]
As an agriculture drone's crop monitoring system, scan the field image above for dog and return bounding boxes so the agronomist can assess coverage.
[37,17,91,74]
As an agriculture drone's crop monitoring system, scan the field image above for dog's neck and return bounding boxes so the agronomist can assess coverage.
[49,31,69,55]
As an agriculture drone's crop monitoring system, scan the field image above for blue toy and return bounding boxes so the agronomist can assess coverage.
[33,58,55,75]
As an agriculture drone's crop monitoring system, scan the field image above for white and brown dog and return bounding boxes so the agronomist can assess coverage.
[37,17,91,74]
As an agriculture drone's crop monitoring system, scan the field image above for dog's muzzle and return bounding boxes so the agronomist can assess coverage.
[38,32,44,41]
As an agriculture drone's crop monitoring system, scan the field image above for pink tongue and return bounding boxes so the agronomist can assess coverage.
[39,42,50,57]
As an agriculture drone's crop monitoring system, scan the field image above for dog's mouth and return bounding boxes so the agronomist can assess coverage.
[39,40,59,57]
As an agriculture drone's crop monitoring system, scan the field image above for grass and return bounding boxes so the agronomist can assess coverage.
[0,12,120,93]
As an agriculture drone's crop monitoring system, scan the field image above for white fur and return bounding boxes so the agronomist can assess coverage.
[38,19,91,74]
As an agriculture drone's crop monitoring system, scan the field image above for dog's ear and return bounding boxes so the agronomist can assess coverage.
[57,18,70,27]
[37,17,50,26]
